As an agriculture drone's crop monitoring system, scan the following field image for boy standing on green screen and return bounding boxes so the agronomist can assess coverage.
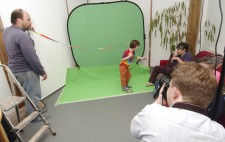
[119,40,146,93]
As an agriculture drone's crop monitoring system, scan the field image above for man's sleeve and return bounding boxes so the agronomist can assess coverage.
[130,111,143,139]
[18,33,46,76]
[130,104,151,139]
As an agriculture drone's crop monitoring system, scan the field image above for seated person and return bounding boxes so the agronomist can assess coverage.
[130,62,225,142]
[146,42,193,86]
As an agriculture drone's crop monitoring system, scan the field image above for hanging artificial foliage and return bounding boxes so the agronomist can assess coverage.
[150,1,215,52]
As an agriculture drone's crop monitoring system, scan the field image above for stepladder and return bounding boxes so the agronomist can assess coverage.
[0,64,56,142]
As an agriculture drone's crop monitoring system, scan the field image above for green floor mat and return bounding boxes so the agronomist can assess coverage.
[56,64,154,105]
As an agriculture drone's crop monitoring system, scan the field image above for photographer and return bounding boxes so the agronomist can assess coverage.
[130,62,225,142]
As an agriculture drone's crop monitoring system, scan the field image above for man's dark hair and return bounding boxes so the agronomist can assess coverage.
[176,42,189,52]
[130,40,140,49]
[11,9,23,24]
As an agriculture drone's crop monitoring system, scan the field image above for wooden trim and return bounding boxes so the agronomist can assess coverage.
[148,0,153,67]
[0,17,10,88]
[186,0,202,55]
[0,110,9,142]
[0,32,8,65]
[0,16,7,65]
[65,0,70,16]
[0,15,3,31]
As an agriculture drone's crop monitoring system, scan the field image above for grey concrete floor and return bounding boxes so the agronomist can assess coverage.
[17,87,154,142]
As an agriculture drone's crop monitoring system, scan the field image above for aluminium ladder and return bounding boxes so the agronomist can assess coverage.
[0,64,56,142]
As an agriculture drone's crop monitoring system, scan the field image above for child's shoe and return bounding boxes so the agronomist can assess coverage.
[145,82,154,87]
[126,85,132,88]
[123,87,133,93]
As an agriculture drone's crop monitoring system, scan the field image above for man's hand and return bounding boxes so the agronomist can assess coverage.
[154,84,168,106]
[41,74,47,81]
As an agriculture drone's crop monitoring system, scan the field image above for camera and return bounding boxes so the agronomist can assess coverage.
[161,79,170,100]
[153,75,170,100]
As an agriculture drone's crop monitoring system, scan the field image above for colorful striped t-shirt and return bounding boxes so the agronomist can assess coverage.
[119,49,135,66]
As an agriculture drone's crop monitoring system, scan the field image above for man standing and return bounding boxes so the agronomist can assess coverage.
[3,9,48,121]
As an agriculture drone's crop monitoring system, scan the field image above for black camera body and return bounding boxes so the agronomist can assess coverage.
[153,75,171,100]
[161,79,170,100]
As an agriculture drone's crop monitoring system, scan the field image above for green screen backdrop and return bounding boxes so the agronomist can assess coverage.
[67,1,145,67]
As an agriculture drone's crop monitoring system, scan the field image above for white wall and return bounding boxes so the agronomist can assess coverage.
[0,0,76,98]
[67,0,87,13]
[201,0,225,54]
[150,0,189,66]
[0,63,12,101]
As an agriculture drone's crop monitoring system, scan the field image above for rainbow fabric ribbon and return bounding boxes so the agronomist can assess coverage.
[32,30,79,48]
[32,30,130,51]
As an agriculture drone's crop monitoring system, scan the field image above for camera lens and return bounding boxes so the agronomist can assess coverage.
[162,79,170,100]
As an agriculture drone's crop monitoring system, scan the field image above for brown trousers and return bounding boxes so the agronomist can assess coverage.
[119,65,131,88]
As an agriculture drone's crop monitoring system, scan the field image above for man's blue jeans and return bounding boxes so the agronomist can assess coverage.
[14,71,41,115]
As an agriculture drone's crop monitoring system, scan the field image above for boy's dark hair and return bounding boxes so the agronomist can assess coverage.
[130,40,140,49]
[176,42,189,52]
[11,9,23,24]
